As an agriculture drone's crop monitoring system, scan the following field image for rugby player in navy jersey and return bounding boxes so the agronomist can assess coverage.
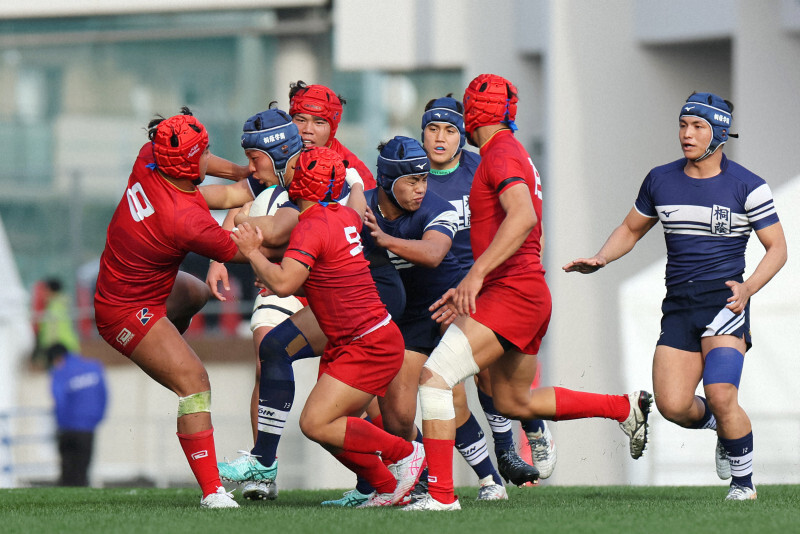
[565,92,787,501]
[205,107,367,500]
[421,95,556,484]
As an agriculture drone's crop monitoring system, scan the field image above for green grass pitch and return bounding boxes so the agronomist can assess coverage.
[1,485,798,534]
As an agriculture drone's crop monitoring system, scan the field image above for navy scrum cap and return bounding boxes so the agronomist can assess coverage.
[421,96,466,152]
[241,108,303,184]
[680,92,733,161]
[376,136,429,202]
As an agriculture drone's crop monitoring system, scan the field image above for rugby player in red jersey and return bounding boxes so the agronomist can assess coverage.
[403,75,653,511]
[231,146,425,507]
[289,80,376,190]
[94,108,254,508]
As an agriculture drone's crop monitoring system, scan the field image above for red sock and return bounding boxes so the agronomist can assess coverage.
[423,437,456,505]
[177,428,221,497]
[553,387,629,422]
[370,413,384,430]
[343,417,412,463]
[335,451,395,493]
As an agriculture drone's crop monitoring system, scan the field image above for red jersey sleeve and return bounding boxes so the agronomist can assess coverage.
[175,207,238,263]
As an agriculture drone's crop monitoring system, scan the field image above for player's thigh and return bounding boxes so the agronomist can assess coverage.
[166,271,210,319]
[290,307,327,355]
[487,349,538,413]
[129,317,209,396]
[381,350,427,438]
[652,344,703,415]
[300,373,374,432]
[452,316,506,371]
[474,368,492,396]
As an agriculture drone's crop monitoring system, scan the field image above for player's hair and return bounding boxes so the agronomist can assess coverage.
[146,106,197,141]
[289,80,347,106]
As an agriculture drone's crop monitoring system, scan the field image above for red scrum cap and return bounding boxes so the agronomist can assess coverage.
[462,74,519,135]
[289,84,344,139]
[152,114,209,181]
[287,146,346,205]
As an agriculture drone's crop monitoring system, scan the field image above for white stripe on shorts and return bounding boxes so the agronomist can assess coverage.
[703,307,745,338]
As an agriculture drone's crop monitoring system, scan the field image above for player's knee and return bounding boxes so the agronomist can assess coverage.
[177,390,211,417]
[654,394,693,426]
[259,319,314,371]
[704,384,739,419]
[423,324,479,388]
[419,385,455,421]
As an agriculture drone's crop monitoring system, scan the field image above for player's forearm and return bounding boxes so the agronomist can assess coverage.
[594,224,643,265]
[246,252,294,297]
[383,236,447,268]
[345,183,367,219]
[742,230,787,296]
[220,208,239,231]
[207,154,249,182]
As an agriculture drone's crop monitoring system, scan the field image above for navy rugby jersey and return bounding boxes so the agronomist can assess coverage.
[426,150,480,270]
[361,188,463,317]
[635,154,779,286]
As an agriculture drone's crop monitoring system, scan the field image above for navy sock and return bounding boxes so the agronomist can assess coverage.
[721,431,754,489]
[689,396,717,430]
[520,419,546,434]
[456,413,502,485]
[477,388,514,454]
[250,321,300,465]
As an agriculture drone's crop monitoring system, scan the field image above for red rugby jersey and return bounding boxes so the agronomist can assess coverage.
[470,130,544,282]
[95,143,237,307]
[328,137,376,190]
[283,202,387,345]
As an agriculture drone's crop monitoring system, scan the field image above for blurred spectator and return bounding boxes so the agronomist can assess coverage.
[33,278,81,366]
[47,343,108,487]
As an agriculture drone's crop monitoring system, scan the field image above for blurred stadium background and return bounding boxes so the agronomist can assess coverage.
[1,0,798,489]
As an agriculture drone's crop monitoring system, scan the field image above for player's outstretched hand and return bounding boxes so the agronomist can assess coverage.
[562,256,607,274]
[231,222,264,257]
[206,260,230,301]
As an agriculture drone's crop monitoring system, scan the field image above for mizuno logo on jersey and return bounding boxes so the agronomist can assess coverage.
[137,308,154,325]
[660,209,679,218]
[116,328,135,347]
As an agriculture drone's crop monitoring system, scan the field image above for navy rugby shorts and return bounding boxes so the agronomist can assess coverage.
[657,277,751,353]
